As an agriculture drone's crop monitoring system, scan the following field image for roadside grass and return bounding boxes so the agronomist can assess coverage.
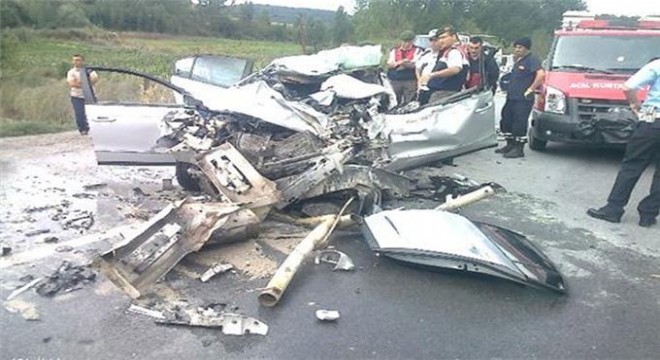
[0,119,74,137]
[0,27,302,138]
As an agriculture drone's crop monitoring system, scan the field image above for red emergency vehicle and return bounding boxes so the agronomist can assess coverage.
[528,13,660,150]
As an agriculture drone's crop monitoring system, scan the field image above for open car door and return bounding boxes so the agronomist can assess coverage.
[81,67,191,165]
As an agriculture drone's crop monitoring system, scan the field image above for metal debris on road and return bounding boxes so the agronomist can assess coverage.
[43,236,59,243]
[36,261,97,297]
[314,249,355,271]
[126,304,166,320]
[258,198,354,307]
[316,309,340,321]
[83,183,108,191]
[25,229,51,237]
[7,277,43,301]
[200,263,234,282]
[55,245,74,253]
[157,307,268,336]
[1,245,11,256]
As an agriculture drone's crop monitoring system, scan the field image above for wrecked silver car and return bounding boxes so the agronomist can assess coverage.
[72,45,566,300]
[79,45,496,198]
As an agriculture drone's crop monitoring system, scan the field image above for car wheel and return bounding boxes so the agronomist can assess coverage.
[175,161,201,192]
[528,130,547,151]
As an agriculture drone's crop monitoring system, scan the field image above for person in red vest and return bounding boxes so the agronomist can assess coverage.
[386,30,422,106]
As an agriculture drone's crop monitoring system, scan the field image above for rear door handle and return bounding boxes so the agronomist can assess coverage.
[475,102,493,113]
[92,117,116,123]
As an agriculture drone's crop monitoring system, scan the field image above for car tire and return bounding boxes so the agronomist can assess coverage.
[175,161,201,192]
[528,130,547,151]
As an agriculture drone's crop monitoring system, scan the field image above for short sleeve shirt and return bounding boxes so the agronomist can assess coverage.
[67,68,98,98]
[67,68,84,98]
[507,53,542,101]
[624,59,660,109]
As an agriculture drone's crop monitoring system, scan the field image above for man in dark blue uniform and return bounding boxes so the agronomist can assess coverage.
[495,37,545,158]
[587,58,660,228]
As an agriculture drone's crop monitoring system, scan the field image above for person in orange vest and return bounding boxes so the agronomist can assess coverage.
[386,30,422,106]
[418,26,469,104]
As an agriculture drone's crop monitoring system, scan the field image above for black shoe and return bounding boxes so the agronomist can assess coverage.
[639,217,657,227]
[503,142,524,158]
[495,140,513,154]
[586,207,621,223]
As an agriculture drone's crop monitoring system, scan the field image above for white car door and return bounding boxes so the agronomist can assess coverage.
[81,67,191,165]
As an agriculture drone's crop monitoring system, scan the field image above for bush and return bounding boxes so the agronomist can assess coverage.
[12,79,72,125]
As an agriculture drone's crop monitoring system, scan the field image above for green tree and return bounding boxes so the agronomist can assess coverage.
[332,6,353,45]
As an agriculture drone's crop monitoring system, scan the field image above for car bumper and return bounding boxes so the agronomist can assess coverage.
[530,110,627,146]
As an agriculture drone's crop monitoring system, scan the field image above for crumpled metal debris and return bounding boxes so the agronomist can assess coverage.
[314,249,355,271]
[199,263,234,282]
[36,261,97,297]
[156,307,268,336]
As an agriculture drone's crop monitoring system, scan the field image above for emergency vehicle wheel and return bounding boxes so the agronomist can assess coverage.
[528,130,547,151]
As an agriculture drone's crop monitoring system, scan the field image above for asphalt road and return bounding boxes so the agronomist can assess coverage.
[1,123,659,359]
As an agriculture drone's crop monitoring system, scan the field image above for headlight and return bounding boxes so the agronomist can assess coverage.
[544,86,566,114]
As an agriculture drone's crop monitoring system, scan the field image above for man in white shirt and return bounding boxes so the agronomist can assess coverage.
[418,26,469,104]
[415,29,442,105]
[67,54,98,135]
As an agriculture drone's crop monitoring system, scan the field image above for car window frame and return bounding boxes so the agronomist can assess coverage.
[81,66,192,106]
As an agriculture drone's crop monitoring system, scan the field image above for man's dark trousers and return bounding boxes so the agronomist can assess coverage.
[500,99,533,137]
[606,121,660,219]
[71,96,89,133]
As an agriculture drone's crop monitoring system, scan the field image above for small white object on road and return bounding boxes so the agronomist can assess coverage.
[316,309,340,321]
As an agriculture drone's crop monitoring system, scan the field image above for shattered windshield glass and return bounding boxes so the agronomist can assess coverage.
[551,35,660,74]
[191,56,250,87]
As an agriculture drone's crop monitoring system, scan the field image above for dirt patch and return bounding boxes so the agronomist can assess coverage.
[0,131,92,160]
[188,240,278,280]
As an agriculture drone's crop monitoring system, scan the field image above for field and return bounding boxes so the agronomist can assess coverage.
[0,28,302,137]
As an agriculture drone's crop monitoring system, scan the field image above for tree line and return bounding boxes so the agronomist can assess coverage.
[1,0,589,55]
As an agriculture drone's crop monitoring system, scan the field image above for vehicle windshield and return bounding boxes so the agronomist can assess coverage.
[551,35,660,74]
[191,56,250,88]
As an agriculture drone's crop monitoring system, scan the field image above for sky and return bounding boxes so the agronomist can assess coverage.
[234,0,655,17]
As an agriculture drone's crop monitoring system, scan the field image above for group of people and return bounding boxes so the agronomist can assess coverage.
[385,27,658,227]
[386,26,501,107]
[386,26,542,159]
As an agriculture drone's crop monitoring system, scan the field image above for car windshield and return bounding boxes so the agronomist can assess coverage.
[191,56,249,87]
[551,35,660,74]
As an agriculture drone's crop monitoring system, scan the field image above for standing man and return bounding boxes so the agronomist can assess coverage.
[386,31,421,106]
[466,36,499,94]
[587,58,660,228]
[418,26,469,104]
[67,54,98,135]
[495,37,545,158]
[415,29,442,105]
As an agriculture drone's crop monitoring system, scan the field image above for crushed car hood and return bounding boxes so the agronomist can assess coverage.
[361,209,567,293]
